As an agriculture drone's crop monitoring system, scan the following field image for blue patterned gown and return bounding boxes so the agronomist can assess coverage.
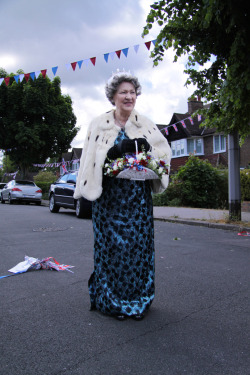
[89,129,155,317]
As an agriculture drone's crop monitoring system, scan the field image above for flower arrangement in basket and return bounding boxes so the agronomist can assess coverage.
[103,146,169,181]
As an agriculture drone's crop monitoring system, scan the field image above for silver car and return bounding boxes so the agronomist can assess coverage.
[1,180,42,205]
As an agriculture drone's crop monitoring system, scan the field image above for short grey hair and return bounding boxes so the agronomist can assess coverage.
[105,71,142,105]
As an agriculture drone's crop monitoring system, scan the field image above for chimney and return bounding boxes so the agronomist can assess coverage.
[188,96,203,114]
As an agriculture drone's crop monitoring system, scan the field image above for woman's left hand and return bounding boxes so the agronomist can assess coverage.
[136,138,151,152]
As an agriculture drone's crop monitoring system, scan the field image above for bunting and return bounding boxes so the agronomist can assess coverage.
[160,115,202,135]
[32,158,80,169]
[0,39,156,85]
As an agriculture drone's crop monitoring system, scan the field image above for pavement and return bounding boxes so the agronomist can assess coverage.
[153,206,250,232]
[43,200,250,232]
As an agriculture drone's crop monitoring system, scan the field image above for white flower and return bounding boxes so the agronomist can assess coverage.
[151,160,157,168]
[107,168,111,174]
[128,157,134,164]
[158,167,164,174]
[105,163,109,168]
[113,164,118,171]
[137,153,146,161]
[117,161,123,168]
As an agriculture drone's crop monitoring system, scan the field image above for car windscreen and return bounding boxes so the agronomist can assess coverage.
[15,181,35,186]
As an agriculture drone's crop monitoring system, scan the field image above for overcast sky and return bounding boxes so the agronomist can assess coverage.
[0,0,196,148]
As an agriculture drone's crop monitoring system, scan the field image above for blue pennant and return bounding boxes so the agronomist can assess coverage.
[104,53,109,63]
[30,72,35,80]
[77,60,83,69]
[122,48,129,57]
[52,66,58,76]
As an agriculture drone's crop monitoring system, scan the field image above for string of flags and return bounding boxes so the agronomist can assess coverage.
[32,158,79,169]
[0,39,157,86]
[161,114,202,135]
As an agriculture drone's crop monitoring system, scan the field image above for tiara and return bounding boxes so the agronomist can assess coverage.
[107,69,134,85]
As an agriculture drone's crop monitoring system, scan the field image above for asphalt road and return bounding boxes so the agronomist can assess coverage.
[0,203,249,375]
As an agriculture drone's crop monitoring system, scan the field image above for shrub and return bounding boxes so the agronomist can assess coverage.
[241,169,250,201]
[34,171,57,200]
[34,171,57,183]
[153,156,228,209]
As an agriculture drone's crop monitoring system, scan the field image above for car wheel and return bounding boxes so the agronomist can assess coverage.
[49,194,60,213]
[1,194,5,204]
[8,194,13,204]
[75,198,86,218]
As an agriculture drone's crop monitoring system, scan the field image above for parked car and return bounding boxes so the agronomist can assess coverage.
[49,171,92,218]
[1,180,42,205]
[0,182,6,194]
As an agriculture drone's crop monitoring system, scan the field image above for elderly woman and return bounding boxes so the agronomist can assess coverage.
[74,71,171,321]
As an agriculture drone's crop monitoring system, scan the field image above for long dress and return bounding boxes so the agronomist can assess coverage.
[89,129,155,317]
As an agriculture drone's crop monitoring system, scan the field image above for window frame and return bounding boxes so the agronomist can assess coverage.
[213,134,226,153]
[171,137,204,158]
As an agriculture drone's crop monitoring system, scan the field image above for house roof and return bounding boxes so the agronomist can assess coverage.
[158,104,215,142]
[61,148,82,162]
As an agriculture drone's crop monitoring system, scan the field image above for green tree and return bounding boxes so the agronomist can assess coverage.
[143,0,250,139]
[0,72,78,178]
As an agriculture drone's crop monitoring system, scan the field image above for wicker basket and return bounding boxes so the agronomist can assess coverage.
[117,167,159,181]
[116,140,159,181]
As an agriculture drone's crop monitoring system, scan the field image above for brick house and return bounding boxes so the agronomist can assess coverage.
[157,97,250,173]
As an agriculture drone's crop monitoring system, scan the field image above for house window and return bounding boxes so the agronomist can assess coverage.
[214,135,226,153]
[171,138,203,158]
[171,139,185,157]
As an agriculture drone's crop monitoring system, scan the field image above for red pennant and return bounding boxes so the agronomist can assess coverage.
[71,62,77,71]
[145,41,151,50]
[90,57,96,66]
[115,50,121,59]
[24,73,30,82]
[4,77,10,86]
[41,69,47,78]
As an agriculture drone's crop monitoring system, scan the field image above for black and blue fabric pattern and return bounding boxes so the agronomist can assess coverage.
[89,129,155,317]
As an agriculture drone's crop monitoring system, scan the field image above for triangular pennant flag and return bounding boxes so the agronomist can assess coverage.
[52,66,58,76]
[189,116,194,125]
[4,77,10,86]
[145,41,151,50]
[90,57,96,66]
[152,39,157,46]
[14,75,19,83]
[35,71,40,79]
[173,124,178,132]
[83,59,89,67]
[41,69,47,78]
[122,48,129,57]
[71,62,77,71]
[19,74,24,82]
[65,63,71,71]
[198,114,202,121]
[24,73,30,82]
[0,78,4,85]
[115,50,121,59]
[77,60,83,69]
[30,72,35,80]
[134,44,139,53]
[110,52,115,60]
[165,128,169,135]
[104,53,109,63]
[181,120,186,128]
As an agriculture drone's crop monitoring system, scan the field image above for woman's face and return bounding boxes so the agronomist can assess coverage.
[113,81,137,114]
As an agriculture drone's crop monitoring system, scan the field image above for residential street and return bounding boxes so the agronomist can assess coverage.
[0,203,249,375]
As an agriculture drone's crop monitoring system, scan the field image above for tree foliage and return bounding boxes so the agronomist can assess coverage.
[143,0,250,139]
[0,73,78,177]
